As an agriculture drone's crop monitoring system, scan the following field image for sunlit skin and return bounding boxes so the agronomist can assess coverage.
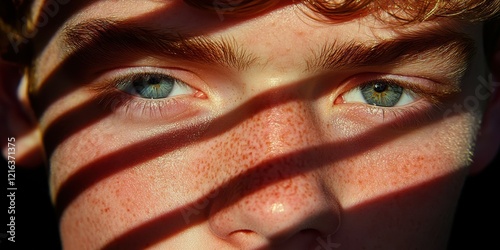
[8,0,500,249]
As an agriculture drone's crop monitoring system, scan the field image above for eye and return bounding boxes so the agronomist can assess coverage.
[116,73,194,99]
[341,79,417,107]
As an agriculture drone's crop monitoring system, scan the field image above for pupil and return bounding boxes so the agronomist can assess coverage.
[373,82,387,93]
[147,76,161,85]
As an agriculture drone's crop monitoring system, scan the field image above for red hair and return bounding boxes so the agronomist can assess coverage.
[1,0,499,63]
[183,0,500,22]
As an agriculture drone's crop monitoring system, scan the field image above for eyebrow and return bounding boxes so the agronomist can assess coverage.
[61,18,475,82]
[306,28,476,80]
[61,18,257,71]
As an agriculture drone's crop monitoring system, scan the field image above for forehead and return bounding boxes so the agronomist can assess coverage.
[32,0,476,58]
[29,0,482,92]
[32,0,452,38]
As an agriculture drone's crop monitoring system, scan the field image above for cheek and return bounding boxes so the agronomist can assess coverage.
[59,170,152,249]
[49,119,148,248]
[330,113,475,207]
[315,112,478,247]
[48,115,130,200]
[52,121,210,249]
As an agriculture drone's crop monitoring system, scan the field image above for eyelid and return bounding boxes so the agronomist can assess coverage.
[90,66,205,92]
[332,73,451,128]
[87,66,207,120]
[341,82,417,107]
[335,73,459,105]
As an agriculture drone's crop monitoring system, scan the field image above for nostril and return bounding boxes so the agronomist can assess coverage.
[269,229,328,250]
[297,228,323,238]
[271,228,320,242]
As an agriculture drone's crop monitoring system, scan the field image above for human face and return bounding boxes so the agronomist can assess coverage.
[29,1,488,249]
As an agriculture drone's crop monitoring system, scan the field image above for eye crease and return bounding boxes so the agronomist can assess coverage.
[116,73,194,99]
[341,79,418,107]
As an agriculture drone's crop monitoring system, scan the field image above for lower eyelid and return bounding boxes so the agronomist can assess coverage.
[96,88,198,121]
[336,98,439,128]
[87,67,209,120]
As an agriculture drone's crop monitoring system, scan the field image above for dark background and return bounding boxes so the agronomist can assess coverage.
[1,149,499,250]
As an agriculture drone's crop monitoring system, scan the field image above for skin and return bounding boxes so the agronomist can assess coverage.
[2,0,500,249]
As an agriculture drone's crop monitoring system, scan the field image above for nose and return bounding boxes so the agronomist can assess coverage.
[208,94,341,249]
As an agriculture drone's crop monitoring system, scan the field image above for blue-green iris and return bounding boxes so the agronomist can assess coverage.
[119,73,175,99]
[360,80,403,107]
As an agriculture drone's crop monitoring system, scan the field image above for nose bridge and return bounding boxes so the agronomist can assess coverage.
[246,90,319,158]
[207,90,341,247]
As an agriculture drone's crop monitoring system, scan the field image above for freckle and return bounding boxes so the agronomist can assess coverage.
[295,30,305,37]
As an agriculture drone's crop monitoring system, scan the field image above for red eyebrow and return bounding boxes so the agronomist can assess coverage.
[61,18,257,71]
[306,27,475,82]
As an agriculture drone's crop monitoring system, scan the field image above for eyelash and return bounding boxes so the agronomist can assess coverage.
[90,68,202,119]
[335,75,454,127]
[89,68,455,126]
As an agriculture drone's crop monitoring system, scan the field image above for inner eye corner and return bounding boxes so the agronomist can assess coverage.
[193,90,208,99]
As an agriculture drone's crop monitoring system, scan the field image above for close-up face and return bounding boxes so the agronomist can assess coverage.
[7,0,499,249]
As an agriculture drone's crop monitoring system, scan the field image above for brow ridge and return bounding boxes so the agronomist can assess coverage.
[306,28,476,81]
[61,18,257,71]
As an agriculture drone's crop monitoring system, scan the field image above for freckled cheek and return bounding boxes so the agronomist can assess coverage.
[56,144,207,249]
[326,115,475,207]
[59,171,151,248]
[48,119,131,197]
[51,122,203,202]
[52,139,144,248]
